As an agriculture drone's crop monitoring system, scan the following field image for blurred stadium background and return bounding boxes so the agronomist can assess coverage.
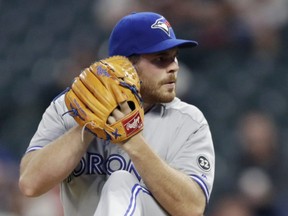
[1,0,288,215]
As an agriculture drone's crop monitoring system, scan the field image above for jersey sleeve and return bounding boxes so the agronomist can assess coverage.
[168,110,215,203]
[26,94,76,153]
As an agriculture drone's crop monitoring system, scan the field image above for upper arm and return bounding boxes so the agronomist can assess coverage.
[169,123,215,203]
[25,95,75,153]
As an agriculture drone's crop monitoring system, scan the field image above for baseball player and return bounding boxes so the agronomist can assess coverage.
[19,12,215,216]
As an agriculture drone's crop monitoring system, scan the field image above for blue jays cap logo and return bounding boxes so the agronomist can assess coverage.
[151,17,172,37]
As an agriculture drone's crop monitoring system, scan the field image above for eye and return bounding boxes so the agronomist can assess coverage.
[154,56,165,62]
[152,56,176,67]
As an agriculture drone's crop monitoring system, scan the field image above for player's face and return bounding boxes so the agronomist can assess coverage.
[135,48,179,105]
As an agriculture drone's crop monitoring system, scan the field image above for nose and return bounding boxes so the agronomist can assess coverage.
[168,57,179,73]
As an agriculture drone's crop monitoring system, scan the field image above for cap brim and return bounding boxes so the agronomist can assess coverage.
[134,39,198,55]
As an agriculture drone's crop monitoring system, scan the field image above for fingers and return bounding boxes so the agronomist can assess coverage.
[119,101,131,115]
[107,101,132,124]
[107,116,116,124]
[107,109,123,124]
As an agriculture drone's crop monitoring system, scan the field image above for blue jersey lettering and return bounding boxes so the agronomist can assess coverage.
[67,152,140,182]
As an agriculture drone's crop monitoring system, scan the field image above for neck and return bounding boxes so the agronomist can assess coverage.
[143,103,155,113]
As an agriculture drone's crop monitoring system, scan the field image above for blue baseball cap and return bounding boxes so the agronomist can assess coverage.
[109,12,198,57]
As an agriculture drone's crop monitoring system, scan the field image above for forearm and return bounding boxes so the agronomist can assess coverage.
[122,135,206,216]
[19,125,93,197]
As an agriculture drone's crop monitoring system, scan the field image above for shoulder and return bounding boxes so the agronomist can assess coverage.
[163,97,208,125]
[44,89,76,129]
[51,89,69,113]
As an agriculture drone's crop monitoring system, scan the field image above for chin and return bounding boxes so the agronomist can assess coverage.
[142,90,176,104]
[159,94,175,103]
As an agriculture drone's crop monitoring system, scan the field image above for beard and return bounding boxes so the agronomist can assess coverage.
[139,78,176,104]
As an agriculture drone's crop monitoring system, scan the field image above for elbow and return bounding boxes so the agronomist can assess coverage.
[18,175,43,197]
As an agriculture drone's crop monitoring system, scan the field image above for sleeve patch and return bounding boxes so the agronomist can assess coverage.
[197,155,211,172]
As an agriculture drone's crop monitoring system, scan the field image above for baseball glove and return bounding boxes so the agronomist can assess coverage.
[64,56,144,143]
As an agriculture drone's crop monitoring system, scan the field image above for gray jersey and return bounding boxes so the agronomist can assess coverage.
[26,94,215,216]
